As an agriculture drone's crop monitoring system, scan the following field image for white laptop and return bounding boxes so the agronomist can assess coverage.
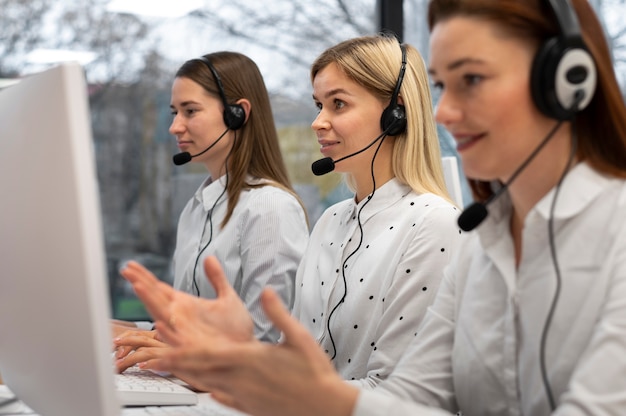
[0,63,202,415]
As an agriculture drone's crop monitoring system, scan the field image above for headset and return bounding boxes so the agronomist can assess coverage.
[197,56,246,130]
[379,42,408,136]
[530,0,597,120]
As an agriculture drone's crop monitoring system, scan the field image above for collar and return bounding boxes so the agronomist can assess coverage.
[194,174,228,212]
[534,162,612,220]
[476,162,614,245]
[343,178,412,222]
[194,174,269,212]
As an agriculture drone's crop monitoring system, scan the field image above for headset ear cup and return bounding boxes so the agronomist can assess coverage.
[531,37,597,121]
[531,37,566,119]
[224,104,246,130]
[380,104,407,136]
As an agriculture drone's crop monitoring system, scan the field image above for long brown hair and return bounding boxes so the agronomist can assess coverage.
[176,52,306,226]
[428,0,626,202]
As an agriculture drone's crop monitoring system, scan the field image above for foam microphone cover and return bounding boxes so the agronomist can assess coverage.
[173,152,192,166]
[311,157,336,176]
[457,202,488,232]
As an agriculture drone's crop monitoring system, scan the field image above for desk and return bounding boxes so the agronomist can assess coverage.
[0,385,249,415]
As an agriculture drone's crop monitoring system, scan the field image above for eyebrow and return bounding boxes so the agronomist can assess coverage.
[312,88,352,101]
[169,100,200,109]
[428,57,487,76]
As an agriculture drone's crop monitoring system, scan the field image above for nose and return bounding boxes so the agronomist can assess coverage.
[169,113,185,136]
[434,91,462,127]
[311,109,330,132]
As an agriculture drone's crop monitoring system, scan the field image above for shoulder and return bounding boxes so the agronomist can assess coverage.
[243,183,301,207]
[407,192,461,227]
[238,184,307,223]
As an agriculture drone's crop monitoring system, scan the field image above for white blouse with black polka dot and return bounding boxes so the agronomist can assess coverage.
[292,178,462,388]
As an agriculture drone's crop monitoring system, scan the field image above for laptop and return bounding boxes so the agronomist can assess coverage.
[0,63,201,415]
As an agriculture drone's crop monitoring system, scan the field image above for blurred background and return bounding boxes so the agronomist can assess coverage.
[1,0,624,319]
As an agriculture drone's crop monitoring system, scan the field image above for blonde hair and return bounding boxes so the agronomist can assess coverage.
[311,35,452,204]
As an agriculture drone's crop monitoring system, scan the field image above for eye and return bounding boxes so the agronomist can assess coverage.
[463,74,483,86]
[185,108,198,116]
[314,101,322,111]
[431,80,444,92]
[333,99,345,110]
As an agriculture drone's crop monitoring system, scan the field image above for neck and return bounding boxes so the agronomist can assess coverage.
[352,157,395,202]
[506,125,573,222]
[507,123,575,264]
[203,133,235,180]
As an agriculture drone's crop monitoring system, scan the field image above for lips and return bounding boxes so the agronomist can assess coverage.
[177,140,192,150]
[454,133,485,152]
[318,139,339,156]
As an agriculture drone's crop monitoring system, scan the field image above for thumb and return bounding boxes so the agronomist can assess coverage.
[203,256,236,298]
[261,288,314,349]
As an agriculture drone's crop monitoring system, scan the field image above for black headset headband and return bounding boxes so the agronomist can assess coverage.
[196,56,246,130]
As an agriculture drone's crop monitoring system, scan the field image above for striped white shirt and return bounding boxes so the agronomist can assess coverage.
[173,174,309,342]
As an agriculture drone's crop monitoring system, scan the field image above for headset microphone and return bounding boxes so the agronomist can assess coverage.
[172,128,229,166]
[172,152,193,166]
[311,130,390,176]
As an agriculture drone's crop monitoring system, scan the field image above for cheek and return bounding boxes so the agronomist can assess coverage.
[486,83,536,133]
[336,115,371,141]
[462,87,540,181]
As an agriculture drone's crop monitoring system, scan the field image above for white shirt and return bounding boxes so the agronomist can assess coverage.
[293,178,461,387]
[354,163,626,415]
[173,175,309,343]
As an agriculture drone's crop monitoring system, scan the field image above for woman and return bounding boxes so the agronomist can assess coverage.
[121,0,626,414]
[292,35,460,386]
[113,52,309,368]
[118,35,461,386]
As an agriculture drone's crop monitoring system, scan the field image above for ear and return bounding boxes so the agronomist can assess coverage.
[236,98,252,123]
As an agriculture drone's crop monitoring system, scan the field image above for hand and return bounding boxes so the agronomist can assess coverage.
[120,256,254,346]
[110,320,137,339]
[142,288,359,416]
[113,329,167,373]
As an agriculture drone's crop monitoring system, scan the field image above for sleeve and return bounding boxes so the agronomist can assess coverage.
[353,389,454,416]
[239,188,309,343]
[348,205,461,390]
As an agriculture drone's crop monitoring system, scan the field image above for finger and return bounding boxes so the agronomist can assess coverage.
[114,334,166,350]
[261,288,315,348]
[138,354,177,374]
[120,261,157,285]
[203,256,237,299]
[124,279,173,322]
[116,354,141,373]
[153,320,179,345]
[143,354,232,393]
[115,345,133,359]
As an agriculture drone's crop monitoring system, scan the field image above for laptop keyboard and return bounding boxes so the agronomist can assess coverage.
[116,367,198,407]
[121,402,245,415]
